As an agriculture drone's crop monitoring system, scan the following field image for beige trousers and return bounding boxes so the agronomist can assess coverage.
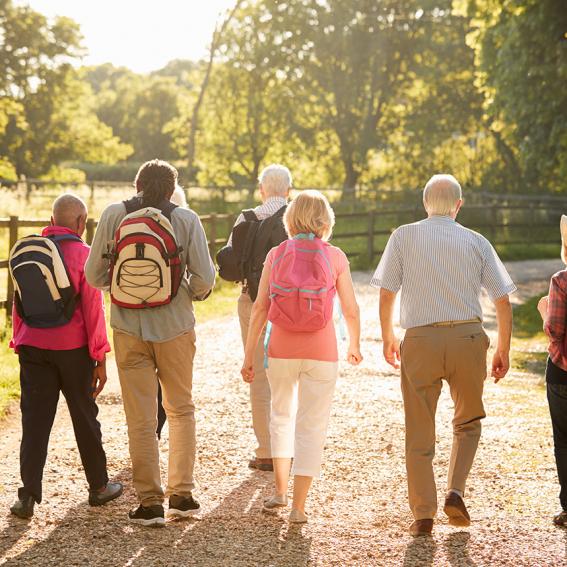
[114,330,197,506]
[238,292,271,458]
[400,322,489,520]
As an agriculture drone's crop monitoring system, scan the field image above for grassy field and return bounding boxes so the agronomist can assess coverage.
[511,294,548,374]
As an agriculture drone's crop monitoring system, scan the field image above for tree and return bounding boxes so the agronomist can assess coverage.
[465,0,567,192]
[0,0,131,177]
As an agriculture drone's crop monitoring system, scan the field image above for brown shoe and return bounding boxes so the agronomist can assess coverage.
[444,492,471,527]
[409,519,433,536]
[553,511,567,527]
[248,458,274,472]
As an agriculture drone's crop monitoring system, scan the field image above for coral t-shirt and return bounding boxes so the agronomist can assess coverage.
[263,243,349,362]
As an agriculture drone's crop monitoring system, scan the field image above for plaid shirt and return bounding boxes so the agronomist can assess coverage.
[545,269,567,371]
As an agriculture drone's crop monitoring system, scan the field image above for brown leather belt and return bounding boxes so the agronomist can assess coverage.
[428,318,481,328]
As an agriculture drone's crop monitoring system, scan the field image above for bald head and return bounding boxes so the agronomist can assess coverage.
[423,174,462,217]
[52,194,88,235]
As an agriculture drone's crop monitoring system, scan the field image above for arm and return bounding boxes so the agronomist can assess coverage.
[491,294,513,382]
[84,207,115,290]
[186,214,216,299]
[79,255,111,397]
[241,263,271,383]
[336,267,362,365]
[542,276,566,343]
[379,288,401,369]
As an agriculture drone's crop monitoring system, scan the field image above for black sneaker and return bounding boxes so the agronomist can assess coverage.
[167,494,201,519]
[10,495,35,519]
[128,504,165,527]
[88,482,124,506]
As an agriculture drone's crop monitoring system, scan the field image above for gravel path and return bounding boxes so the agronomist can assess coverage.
[0,260,566,566]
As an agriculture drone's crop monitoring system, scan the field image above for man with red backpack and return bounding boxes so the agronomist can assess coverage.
[217,164,290,471]
[9,194,123,519]
[85,160,216,527]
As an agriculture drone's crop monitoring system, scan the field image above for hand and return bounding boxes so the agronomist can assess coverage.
[347,345,363,366]
[491,350,510,383]
[241,356,255,383]
[92,359,107,399]
[383,335,401,369]
[537,296,549,320]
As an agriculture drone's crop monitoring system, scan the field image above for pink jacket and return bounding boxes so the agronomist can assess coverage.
[10,226,111,362]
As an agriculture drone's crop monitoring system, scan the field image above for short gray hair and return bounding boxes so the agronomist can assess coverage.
[423,174,462,216]
[52,193,87,228]
[259,164,292,197]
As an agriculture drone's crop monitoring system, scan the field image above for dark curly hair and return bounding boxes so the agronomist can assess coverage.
[134,159,178,208]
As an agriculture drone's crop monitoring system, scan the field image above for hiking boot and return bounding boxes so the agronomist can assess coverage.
[88,482,123,506]
[128,504,165,527]
[10,495,35,519]
[167,494,201,519]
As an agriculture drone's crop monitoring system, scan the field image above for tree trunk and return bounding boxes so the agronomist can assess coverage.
[186,0,244,181]
[342,158,359,201]
[489,128,527,193]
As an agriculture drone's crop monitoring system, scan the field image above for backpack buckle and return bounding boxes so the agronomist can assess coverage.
[135,243,145,259]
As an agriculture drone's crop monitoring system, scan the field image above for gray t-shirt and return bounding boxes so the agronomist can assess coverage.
[85,200,216,342]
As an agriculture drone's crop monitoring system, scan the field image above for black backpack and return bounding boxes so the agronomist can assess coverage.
[216,205,287,301]
[9,234,82,328]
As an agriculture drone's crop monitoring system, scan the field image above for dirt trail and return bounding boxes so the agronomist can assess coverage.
[0,260,566,566]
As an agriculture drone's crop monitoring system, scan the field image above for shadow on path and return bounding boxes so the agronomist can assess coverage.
[444,532,478,567]
[3,471,312,567]
[402,535,436,567]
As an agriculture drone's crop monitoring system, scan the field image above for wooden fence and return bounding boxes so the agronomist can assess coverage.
[0,203,564,318]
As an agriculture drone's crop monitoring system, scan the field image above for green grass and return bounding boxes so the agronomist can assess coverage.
[496,243,560,262]
[0,323,19,417]
[511,294,548,374]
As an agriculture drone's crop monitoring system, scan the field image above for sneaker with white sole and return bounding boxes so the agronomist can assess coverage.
[128,504,165,527]
[167,494,201,519]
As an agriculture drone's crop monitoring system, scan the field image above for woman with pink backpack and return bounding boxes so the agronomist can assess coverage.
[241,190,362,523]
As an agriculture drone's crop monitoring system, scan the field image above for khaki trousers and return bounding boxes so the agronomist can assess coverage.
[400,322,489,520]
[114,330,197,506]
[238,292,272,458]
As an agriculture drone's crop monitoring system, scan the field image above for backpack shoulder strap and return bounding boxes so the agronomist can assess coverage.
[157,200,178,221]
[242,209,258,222]
[123,196,143,214]
[48,234,83,244]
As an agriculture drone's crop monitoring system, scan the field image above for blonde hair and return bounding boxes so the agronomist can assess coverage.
[423,174,462,216]
[284,190,335,241]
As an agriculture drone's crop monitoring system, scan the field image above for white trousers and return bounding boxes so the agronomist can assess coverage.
[267,357,338,478]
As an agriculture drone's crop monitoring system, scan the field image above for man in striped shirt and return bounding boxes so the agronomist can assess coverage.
[230,164,290,472]
[371,174,516,536]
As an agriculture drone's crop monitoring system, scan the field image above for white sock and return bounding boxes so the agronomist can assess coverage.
[448,488,464,498]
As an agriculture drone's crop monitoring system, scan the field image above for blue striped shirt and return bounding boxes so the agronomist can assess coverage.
[370,215,516,329]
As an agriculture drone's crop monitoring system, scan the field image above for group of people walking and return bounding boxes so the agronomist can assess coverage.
[7,159,567,537]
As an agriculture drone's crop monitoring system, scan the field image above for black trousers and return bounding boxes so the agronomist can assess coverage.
[546,358,567,511]
[18,345,108,503]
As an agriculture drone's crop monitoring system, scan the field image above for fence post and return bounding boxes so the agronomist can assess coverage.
[208,214,217,258]
[86,218,95,245]
[6,215,18,319]
[367,210,375,263]
[89,181,96,202]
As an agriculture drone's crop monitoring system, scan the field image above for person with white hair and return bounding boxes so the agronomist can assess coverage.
[9,193,123,519]
[371,174,516,536]
[218,164,291,472]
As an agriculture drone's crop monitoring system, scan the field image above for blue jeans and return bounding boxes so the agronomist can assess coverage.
[546,366,567,511]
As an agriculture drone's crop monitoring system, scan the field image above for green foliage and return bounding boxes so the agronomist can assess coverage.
[0,0,132,177]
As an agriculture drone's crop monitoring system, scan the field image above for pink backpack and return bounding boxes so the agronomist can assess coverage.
[268,234,336,332]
